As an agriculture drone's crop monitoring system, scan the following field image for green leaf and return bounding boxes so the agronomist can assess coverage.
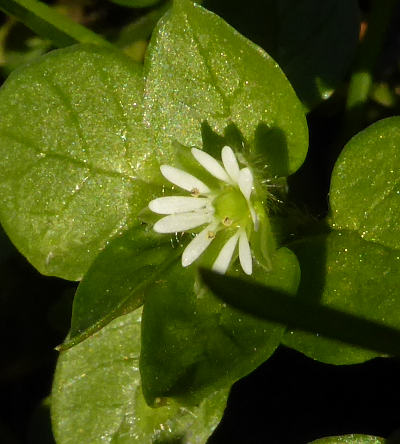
[51,308,228,444]
[144,0,308,177]
[309,435,385,444]
[140,247,300,405]
[204,0,360,110]
[201,249,400,360]
[330,117,400,250]
[0,0,111,48]
[283,231,400,364]
[60,223,182,350]
[0,44,159,280]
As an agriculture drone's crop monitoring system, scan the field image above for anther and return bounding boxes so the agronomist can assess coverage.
[190,187,200,197]
[223,216,232,226]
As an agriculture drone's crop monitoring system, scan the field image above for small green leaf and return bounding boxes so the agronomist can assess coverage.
[140,247,299,405]
[204,0,360,110]
[309,435,385,444]
[283,231,400,364]
[51,308,228,444]
[144,0,308,177]
[330,117,400,250]
[0,45,159,280]
[60,224,182,350]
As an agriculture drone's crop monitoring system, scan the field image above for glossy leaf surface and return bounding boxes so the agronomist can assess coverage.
[0,45,157,280]
[52,308,228,444]
[144,0,308,177]
[201,253,400,360]
[140,247,300,405]
[283,231,400,364]
[331,117,400,250]
[282,117,400,365]
[61,224,182,349]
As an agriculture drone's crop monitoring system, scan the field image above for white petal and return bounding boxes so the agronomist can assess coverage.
[149,196,210,214]
[249,205,259,231]
[153,211,213,233]
[239,230,252,275]
[191,148,231,183]
[221,146,240,183]
[238,167,254,201]
[182,222,218,267]
[212,231,240,274]
[160,165,210,194]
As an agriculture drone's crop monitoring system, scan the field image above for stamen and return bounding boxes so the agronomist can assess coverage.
[150,147,257,275]
[223,216,232,226]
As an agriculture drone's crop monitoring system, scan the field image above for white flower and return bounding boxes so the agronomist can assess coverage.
[148,146,258,275]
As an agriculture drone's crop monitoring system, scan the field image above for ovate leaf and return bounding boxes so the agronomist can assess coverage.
[0,45,158,280]
[51,308,228,444]
[201,253,400,359]
[140,247,300,405]
[330,117,400,250]
[144,0,308,177]
[283,231,400,364]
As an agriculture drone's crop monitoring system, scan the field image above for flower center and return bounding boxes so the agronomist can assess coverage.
[212,187,250,228]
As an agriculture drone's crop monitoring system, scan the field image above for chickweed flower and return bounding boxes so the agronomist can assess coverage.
[148,146,258,275]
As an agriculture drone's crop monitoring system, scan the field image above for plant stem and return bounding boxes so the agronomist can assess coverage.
[0,17,14,64]
[344,0,398,138]
[0,0,112,48]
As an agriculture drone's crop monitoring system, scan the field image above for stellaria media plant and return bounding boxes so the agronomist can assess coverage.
[0,0,399,442]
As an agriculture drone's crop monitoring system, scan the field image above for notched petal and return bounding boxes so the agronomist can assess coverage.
[238,167,253,201]
[149,196,210,214]
[160,165,210,194]
[239,230,252,275]
[212,231,240,274]
[182,222,218,267]
[191,148,231,183]
[153,211,213,233]
[221,146,240,183]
